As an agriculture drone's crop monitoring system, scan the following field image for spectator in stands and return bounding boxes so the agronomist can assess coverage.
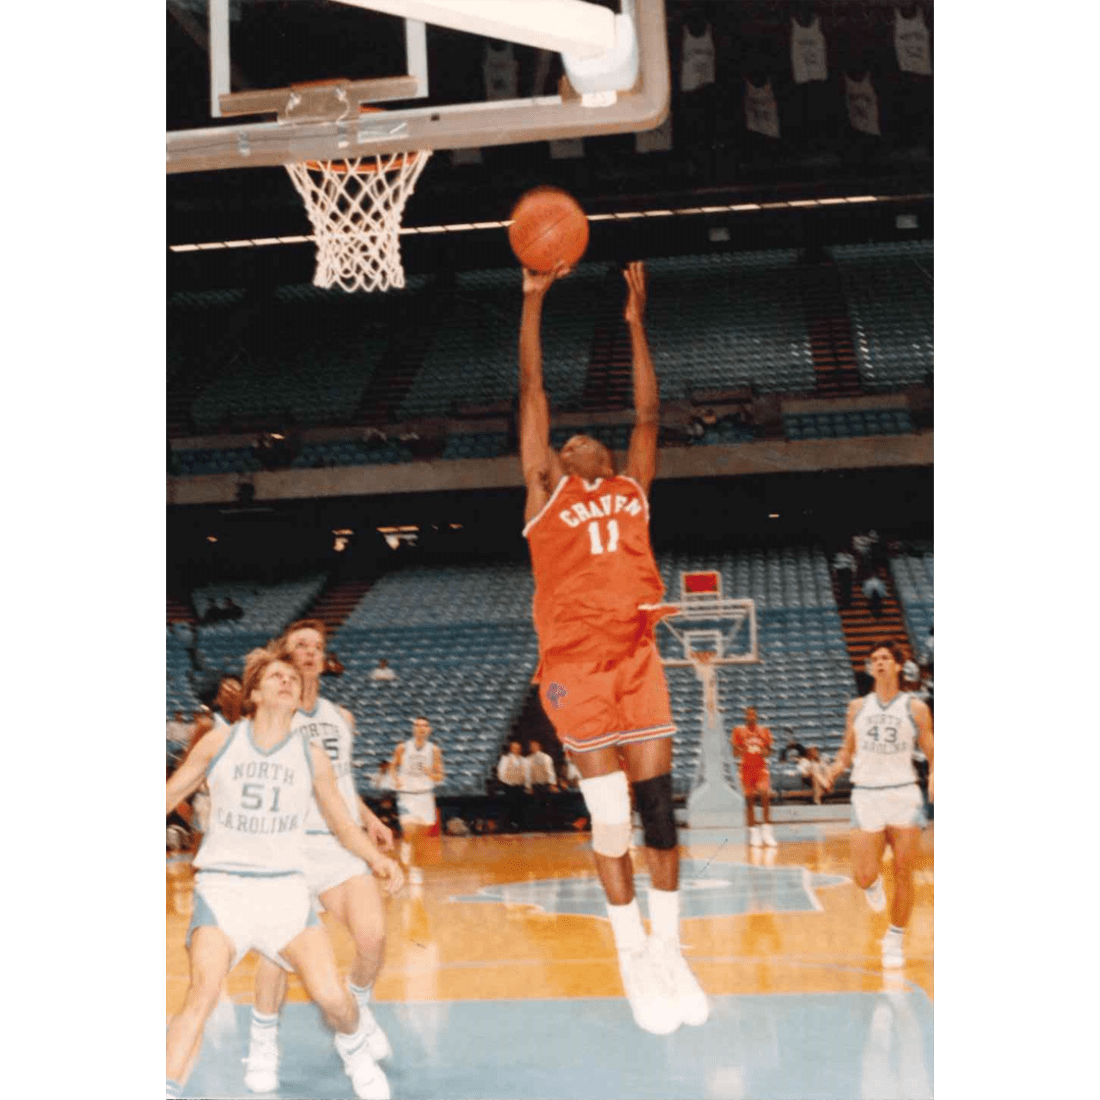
[832,548,856,608]
[526,740,558,831]
[370,658,397,682]
[496,740,528,833]
[324,652,345,677]
[921,626,934,671]
[779,739,806,764]
[901,654,921,691]
[224,596,243,621]
[797,747,831,805]
[862,570,888,618]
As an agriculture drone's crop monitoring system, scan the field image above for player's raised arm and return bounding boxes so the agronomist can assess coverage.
[621,262,660,496]
[519,264,567,522]
[166,725,229,815]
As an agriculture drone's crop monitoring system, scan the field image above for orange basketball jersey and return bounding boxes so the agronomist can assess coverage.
[524,474,667,663]
[733,725,773,769]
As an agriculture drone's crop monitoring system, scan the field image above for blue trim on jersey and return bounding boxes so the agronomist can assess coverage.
[302,731,317,782]
[246,720,298,758]
[197,868,303,878]
[854,782,920,791]
[873,691,902,710]
[299,700,321,719]
[205,722,240,778]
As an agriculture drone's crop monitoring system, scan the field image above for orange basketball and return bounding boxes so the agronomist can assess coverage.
[508,186,589,273]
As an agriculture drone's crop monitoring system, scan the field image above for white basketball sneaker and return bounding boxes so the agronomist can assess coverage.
[761,824,777,847]
[864,876,887,913]
[749,825,762,847]
[242,1036,279,1093]
[336,1034,390,1100]
[649,936,710,1027]
[617,944,680,1035]
[358,1002,393,1062]
[881,929,905,970]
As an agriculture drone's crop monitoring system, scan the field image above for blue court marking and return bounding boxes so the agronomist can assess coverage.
[182,989,933,1100]
[448,859,849,919]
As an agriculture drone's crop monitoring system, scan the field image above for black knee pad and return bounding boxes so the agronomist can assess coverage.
[632,772,677,850]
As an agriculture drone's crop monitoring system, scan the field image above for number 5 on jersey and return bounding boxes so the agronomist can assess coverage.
[587,518,620,555]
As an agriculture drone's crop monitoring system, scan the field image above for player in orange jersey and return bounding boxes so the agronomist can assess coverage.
[731,706,776,847]
[518,260,707,1036]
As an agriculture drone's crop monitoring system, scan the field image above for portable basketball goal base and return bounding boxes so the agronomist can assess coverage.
[658,571,761,829]
[167,0,670,292]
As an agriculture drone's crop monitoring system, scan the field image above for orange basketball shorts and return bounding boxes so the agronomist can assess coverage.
[740,760,770,795]
[537,639,676,755]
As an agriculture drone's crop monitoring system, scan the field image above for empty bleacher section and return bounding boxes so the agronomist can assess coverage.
[186,286,400,433]
[833,241,934,390]
[191,574,328,676]
[167,623,202,717]
[397,266,602,419]
[890,551,934,654]
[331,562,539,798]
[643,251,816,400]
[784,407,912,440]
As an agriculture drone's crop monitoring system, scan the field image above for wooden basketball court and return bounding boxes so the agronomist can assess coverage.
[167,823,933,1099]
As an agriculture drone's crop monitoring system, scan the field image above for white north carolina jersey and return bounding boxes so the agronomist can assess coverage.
[295,698,360,835]
[194,720,315,875]
[850,692,919,789]
[397,738,437,794]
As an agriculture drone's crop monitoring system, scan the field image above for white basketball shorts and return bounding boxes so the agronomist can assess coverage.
[397,790,437,826]
[302,831,372,901]
[850,783,925,833]
[188,871,319,970]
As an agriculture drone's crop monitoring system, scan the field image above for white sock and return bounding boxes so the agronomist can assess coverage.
[648,887,680,944]
[866,875,883,895]
[607,898,647,954]
[250,1009,278,1045]
[334,1025,370,1061]
[400,841,412,865]
[349,981,372,1008]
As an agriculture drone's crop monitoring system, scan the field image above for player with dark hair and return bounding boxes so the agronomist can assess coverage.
[516,260,707,1036]
[824,639,934,969]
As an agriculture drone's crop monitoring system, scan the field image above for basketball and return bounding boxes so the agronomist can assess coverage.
[508,186,590,273]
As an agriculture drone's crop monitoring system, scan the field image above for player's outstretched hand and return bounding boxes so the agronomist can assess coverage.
[374,856,405,895]
[523,262,571,297]
[623,260,647,324]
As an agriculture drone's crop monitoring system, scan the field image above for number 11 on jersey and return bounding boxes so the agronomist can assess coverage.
[587,518,620,555]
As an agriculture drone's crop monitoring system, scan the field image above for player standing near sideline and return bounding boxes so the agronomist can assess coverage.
[165,648,403,1100]
[391,716,444,884]
[824,639,934,968]
[517,260,708,1036]
[246,621,398,1093]
[730,706,776,847]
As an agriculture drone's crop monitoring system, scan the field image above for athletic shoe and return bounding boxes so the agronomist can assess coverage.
[881,931,905,969]
[358,1003,393,1062]
[749,825,762,847]
[337,1037,390,1100]
[408,867,424,885]
[649,936,710,1027]
[242,1037,279,1093]
[761,824,777,847]
[864,877,886,913]
[617,944,680,1035]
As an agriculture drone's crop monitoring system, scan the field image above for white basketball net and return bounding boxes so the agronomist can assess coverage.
[284,151,431,293]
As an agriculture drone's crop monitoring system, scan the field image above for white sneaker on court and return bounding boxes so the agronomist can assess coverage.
[617,944,680,1035]
[649,937,710,1027]
[337,1035,390,1100]
[358,1002,393,1062]
[881,931,905,969]
[761,824,777,847]
[242,1037,279,1093]
[749,825,762,847]
[864,877,886,913]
